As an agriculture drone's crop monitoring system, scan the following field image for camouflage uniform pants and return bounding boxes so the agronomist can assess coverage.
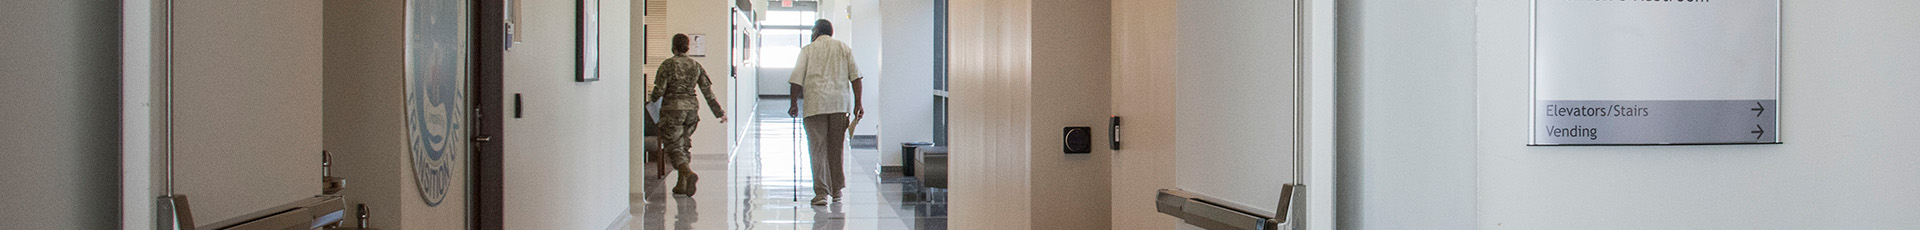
[658,110,700,166]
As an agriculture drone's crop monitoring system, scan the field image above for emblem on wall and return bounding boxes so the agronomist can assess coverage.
[407,0,468,207]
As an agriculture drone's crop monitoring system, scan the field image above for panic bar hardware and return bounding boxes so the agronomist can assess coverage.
[1155,184,1302,230]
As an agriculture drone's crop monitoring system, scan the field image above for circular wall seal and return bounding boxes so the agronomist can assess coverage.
[406,0,467,207]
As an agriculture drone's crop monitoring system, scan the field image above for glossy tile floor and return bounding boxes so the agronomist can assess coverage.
[632,99,947,230]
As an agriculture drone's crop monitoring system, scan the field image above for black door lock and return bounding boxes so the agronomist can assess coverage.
[1065,126,1092,154]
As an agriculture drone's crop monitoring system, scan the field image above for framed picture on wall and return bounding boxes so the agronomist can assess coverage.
[576,0,600,82]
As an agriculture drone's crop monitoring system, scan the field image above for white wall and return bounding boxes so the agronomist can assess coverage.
[731,13,760,151]
[759,67,793,95]
[1113,1,1343,229]
[1305,1,1340,229]
[847,0,883,136]
[171,0,327,224]
[878,0,937,167]
[2,0,123,228]
[1472,0,1920,228]
[123,0,161,228]
[1173,2,1299,230]
[1334,0,1480,229]
[822,0,852,44]
[1333,0,1920,229]
[503,0,633,228]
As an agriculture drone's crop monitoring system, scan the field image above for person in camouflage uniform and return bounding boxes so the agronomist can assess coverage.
[648,33,727,196]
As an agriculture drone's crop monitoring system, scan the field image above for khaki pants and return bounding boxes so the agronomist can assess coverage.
[804,113,849,198]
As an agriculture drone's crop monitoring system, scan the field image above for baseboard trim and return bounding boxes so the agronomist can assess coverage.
[606,207,633,230]
[727,111,758,160]
[851,135,878,149]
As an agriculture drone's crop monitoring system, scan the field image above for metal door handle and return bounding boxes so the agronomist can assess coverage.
[473,135,493,143]
[1156,184,1303,230]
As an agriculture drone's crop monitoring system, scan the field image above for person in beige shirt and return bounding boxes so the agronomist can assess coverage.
[788,19,863,206]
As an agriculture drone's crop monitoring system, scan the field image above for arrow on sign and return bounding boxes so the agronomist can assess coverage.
[1751,102,1766,117]
[1751,125,1765,139]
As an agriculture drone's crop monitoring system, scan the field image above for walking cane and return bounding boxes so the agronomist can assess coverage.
[794,107,802,203]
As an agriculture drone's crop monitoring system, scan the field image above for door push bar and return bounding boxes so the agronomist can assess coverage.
[158,151,350,230]
[1156,184,1303,230]
[1157,0,1312,227]
[154,0,350,228]
[189,195,347,230]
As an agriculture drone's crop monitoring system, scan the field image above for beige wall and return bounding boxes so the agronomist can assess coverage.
[1029,0,1113,228]
[503,0,635,228]
[661,0,734,163]
[627,0,761,193]
[322,0,407,228]
[1,0,123,228]
[170,0,327,224]
[630,0,739,198]
[321,0,471,228]
[950,0,1118,228]
[1107,0,1181,228]
[652,0,739,222]
[948,0,1035,228]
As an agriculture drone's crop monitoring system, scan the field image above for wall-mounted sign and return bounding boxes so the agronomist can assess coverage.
[689,33,708,57]
[1531,0,1780,145]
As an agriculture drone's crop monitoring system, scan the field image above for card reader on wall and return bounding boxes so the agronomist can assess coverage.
[1064,126,1092,154]
[1110,116,1121,150]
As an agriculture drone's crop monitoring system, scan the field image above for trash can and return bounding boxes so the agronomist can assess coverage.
[901,142,934,176]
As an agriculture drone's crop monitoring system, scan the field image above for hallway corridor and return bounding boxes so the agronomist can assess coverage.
[634,99,946,230]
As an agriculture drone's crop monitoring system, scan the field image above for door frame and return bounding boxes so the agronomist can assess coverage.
[1304,0,1335,229]
[470,0,506,228]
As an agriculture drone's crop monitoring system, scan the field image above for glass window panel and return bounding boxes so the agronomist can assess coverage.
[758,29,811,68]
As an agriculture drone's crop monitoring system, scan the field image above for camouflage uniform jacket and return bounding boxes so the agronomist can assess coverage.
[649,55,726,118]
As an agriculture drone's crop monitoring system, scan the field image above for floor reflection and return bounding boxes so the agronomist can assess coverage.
[675,197,698,230]
[642,175,664,230]
[636,99,946,230]
[812,205,844,230]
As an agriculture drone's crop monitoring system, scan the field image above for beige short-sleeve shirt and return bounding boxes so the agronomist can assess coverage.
[789,35,863,117]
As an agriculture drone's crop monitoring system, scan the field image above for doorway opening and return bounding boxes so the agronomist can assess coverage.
[634,0,955,229]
